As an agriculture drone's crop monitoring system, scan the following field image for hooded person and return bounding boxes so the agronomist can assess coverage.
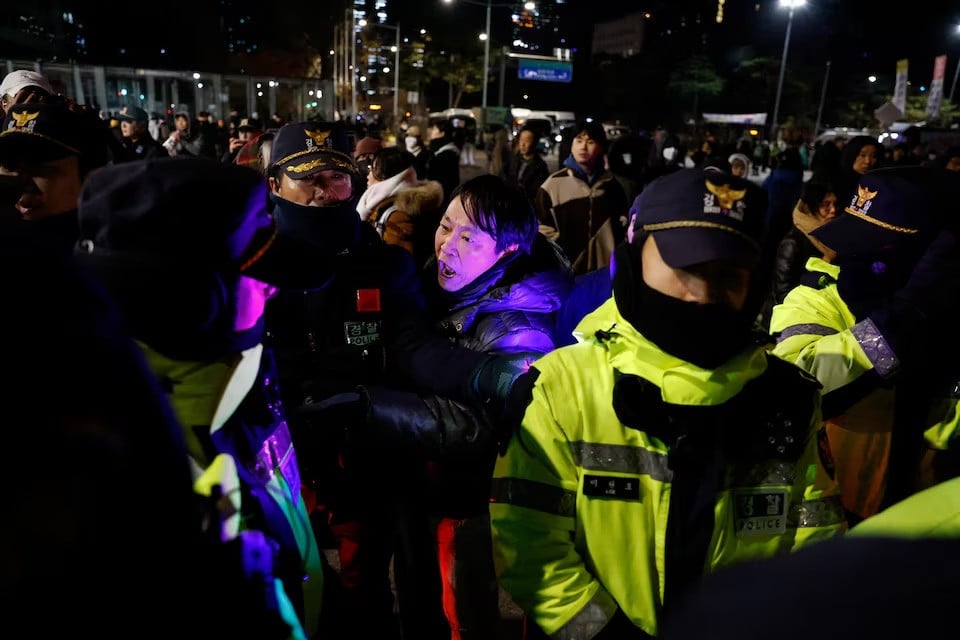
[728,152,752,178]
[73,157,332,636]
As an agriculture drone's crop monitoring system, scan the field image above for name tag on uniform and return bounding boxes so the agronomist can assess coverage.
[343,320,381,346]
[583,474,640,501]
[733,488,789,537]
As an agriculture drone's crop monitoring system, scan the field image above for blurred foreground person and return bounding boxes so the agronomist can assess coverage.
[662,476,960,640]
[2,226,309,638]
[74,157,329,637]
[491,168,846,639]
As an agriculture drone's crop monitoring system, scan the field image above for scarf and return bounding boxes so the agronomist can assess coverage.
[791,202,837,262]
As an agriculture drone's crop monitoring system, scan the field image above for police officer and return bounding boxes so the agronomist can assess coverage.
[0,102,110,251]
[264,120,532,638]
[490,167,847,639]
[115,105,166,162]
[770,167,960,520]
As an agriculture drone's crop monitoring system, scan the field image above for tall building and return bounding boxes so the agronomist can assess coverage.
[0,6,88,62]
[593,12,646,58]
[510,0,573,56]
[353,0,399,109]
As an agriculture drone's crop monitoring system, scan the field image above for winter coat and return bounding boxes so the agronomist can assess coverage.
[360,234,574,516]
[364,172,445,268]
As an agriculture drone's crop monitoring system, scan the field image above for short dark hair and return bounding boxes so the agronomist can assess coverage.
[431,119,452,137]
[799,180,835,214]
[371,146,415,181]
[450,174,538,254]
[573,120,607,148]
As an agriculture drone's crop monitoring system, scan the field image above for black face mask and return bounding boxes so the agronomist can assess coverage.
[632,279,753,369]
[270,193,361,256]
[613,243,754,369]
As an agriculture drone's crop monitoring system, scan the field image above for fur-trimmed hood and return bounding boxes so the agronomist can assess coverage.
[392,179,444,217]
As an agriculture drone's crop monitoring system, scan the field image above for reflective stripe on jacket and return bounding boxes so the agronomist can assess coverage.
[490,298,845,638]
[770,257,960,517]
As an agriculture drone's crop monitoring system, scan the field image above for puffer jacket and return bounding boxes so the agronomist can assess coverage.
[361,234,574,515]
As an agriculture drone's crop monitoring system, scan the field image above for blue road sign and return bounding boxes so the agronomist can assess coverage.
[518,59,573,83]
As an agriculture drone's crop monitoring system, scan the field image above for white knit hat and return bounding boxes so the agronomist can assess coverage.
[0,70,54,99]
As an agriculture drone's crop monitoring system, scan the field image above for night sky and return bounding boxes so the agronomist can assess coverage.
[26,0,960,84]
[384,0,960,81]
[10,0,960,124]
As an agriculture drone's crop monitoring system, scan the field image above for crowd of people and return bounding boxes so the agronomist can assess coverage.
[4,66,960,640]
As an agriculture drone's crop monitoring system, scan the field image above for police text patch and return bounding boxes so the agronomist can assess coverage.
[733,488,789,536]
[583,474,640,501]
[344,320,381,346]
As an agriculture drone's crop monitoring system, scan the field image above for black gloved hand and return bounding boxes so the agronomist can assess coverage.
[466,351,540,407]
[360,385,494,459]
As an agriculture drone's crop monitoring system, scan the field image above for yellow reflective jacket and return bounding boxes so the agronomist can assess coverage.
[490,298,846,638]
[770,257,960,518]
[143,343,321,640]
[851,476,960,539]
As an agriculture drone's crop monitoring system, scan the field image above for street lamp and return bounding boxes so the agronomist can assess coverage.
[442,0,534,111]
[949,24,960,104]
[770,0,806,140]
[375,22,402,123]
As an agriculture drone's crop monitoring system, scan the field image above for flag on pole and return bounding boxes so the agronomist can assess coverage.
[926,54,947,120]
[893,58,908,114]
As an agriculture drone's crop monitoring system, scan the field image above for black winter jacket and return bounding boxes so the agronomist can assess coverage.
[757,226,822,331]
[361,234,573,516]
